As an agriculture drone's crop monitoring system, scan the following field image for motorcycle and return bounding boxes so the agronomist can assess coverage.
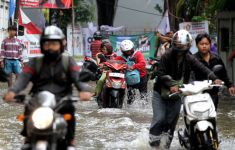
[15,91,78,150]
[145,57,160,80]
[97,60,127,108]
[177,80,223,150]
[81,56,100,81]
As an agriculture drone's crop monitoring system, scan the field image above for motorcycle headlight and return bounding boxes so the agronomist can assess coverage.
[32,107,54,130]
[112,82,122,89]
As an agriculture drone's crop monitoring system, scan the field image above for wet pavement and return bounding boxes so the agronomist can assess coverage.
[0,82,235,150]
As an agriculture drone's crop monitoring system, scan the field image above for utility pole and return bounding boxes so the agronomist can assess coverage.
[14,0,20,26]
[72,0,75,56]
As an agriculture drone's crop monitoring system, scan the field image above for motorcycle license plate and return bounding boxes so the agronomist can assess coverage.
[109,73,125,78]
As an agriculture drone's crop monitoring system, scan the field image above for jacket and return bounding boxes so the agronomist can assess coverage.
[10,55,90,99]
[154,49,218,93]
[193,52,233,94]
[114,51,146,78]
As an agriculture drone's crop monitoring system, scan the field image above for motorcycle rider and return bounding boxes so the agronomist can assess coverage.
[90,31,102,59]
[115,39,147,104]
[193,33,235,110]
[94,41,117,99]
[149,29,222,149]
[3,25,92,150]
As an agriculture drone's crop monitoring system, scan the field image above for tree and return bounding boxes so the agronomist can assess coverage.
[50,0,95,33]
[172,0,235,31]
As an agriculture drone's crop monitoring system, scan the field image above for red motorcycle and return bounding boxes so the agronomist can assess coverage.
[97,60,127,108]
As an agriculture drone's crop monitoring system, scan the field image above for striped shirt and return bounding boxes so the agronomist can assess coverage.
[1,37,23,61]
[90,40,102,59]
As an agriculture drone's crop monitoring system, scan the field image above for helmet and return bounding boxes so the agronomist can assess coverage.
[120,40,134,52]
[40,25,65,53]
[93,31,102,40]
[172,29,192,51]
[100,41,113,55]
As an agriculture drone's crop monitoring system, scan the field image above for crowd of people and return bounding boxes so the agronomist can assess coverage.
[1,25,235,149]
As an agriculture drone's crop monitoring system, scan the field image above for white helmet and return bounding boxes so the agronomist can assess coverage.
[120,40,134,52]
[172,29,192,51]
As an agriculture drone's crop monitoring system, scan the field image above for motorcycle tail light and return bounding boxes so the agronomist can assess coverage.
[84,56,89,61]
[63,114,72,121]
[16,114,24,121]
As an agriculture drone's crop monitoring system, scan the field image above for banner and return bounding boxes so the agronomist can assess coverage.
[67,24,84,56]
[109,33,156,59]
[18,8,42,60]
[157,10,170,35]
[18,34,41,62]
[20,0,72,8]
[179,21,209,54]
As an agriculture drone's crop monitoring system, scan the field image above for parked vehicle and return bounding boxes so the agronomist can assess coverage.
[81,56,100,81]
[146,57,160,80]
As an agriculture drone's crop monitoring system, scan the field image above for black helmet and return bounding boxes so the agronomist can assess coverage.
[93,31,102,40]
[40,25,65,53]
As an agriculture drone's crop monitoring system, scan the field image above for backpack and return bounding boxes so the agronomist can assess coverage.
[121,51,140,85]
[35,53,70,74]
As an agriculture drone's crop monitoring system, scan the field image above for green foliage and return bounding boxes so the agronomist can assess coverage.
[191,16,207,22]
[52,0,95,32]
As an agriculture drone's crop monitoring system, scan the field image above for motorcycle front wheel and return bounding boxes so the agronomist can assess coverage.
[194,129,218,150]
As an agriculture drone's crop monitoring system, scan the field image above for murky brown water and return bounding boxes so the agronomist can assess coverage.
[0,82,235,150]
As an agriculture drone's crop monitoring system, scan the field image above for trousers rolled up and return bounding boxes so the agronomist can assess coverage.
[149,91,181,147]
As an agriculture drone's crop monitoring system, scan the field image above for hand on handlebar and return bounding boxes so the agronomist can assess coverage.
[170,86,179,93]
[3,91,16,103]
[213,79,224,85]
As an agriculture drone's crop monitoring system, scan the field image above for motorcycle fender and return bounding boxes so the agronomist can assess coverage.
[194,120,214,132]
[110,90,119,98]
[36,140,48,150]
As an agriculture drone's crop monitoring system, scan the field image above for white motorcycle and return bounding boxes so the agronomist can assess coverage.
[177,80,223,150]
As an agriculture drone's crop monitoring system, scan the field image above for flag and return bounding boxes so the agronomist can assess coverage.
[18,9,41,34]
[157,10,170,35]
[9,0,15,17]
[9,0,15,25]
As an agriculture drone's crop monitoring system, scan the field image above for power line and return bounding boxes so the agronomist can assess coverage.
[117,5,163,16]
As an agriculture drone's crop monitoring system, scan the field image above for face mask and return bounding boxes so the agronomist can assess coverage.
[43,50,61,61]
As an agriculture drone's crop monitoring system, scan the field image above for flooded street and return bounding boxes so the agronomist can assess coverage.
[0,82,235,150]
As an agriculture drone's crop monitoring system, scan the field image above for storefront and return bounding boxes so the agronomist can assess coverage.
[217,11,235,85]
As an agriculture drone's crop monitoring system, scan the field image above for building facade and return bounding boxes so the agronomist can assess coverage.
[0,0,9,44]
[217,11,235,85]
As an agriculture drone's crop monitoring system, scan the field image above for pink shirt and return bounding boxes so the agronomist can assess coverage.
[1,37,23,61]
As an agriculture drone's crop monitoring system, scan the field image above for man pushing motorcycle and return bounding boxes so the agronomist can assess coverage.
[3,25,92,150]
[115,40,147,104]
[149,29,223,149]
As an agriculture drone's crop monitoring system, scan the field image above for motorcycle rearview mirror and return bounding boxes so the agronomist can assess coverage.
[212,64,223,76]
[79,69,94,82]
[160,75,172,82]
[207,64,224,83]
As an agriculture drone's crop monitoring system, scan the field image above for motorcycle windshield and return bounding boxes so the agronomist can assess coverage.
[105,60,126,70]
[32,91,57,108]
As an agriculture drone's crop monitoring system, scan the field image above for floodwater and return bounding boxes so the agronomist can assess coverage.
[0,82,235,150]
